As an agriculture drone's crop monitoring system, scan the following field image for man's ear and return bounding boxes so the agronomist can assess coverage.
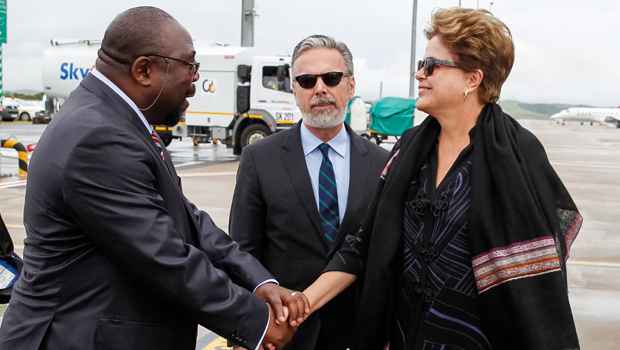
[347,76,356,99]
[292,80,301,99]
[131,56,153,87]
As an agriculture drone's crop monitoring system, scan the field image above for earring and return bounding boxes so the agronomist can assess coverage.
[463,88,469,100]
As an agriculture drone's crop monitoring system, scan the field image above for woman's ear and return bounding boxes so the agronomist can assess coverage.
[467,69,484,92]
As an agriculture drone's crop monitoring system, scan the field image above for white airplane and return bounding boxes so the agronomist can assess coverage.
[550,107,620,128]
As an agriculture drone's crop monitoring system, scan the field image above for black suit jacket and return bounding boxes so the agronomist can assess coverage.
[0,74,272,350]
[230,123,388,350]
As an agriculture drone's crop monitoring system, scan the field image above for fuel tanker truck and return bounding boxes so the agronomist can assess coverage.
[42,39,302,153]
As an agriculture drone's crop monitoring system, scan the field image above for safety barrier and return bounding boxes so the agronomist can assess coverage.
[1,139,28,177]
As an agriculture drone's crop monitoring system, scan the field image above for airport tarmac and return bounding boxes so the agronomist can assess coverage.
[0,119,619,349]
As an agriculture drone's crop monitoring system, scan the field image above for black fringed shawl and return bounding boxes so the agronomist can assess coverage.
[345,103,582,349]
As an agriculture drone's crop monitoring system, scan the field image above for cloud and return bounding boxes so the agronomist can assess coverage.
[354,56,411,101]
[2,0,618,106]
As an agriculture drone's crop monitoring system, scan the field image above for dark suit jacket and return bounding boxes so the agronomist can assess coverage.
[0,74,272,350]
[230,123,388,350]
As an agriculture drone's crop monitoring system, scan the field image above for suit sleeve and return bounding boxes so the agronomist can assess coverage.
[229,146,268,262]
[185,199,274,291]
[62,126,267,350]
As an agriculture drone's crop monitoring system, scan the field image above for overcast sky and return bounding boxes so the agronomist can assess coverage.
[3,0,618,106]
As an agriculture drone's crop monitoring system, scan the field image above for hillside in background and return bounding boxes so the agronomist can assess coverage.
[3,90,44,101]
[2,89,603,119]
[498,99,595,119]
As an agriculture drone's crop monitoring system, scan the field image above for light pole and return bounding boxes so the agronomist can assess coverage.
[241,0,256,47]
[408,0,418,98]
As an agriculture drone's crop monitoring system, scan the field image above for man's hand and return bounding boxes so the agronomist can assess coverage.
[255,283,310,327]
[262,302,295,350]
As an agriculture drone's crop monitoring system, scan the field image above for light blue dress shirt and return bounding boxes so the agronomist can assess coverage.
[300,123,350,223]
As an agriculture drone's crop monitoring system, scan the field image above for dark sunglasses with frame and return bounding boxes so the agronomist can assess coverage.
[417,57,461,76]
[294,71,350,89]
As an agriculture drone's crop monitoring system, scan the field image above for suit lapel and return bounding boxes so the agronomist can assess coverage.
[82,75,181,189]
[81,74,200,242]
[281,124,328,250]
[329,130,370,256]
[152,131,180,181]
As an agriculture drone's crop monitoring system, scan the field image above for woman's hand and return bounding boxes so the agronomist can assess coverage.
[303,271,357,315]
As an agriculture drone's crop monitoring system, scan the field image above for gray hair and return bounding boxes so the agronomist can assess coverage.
[291,34,354,75]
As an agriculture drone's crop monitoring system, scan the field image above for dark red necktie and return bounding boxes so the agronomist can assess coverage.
[150,130,165,161]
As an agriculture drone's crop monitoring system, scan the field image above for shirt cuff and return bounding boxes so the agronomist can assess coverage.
[254,303,270,350]
[252,279,279,293]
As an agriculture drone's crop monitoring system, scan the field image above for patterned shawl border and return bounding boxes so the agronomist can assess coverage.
[473,235,562,293]
[476,258,561,294]
[472,236,555,267]
[563,211,583,259]
[474,245,558,277]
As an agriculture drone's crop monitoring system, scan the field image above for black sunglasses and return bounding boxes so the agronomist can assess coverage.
[147,54,200,76]
[294,71,349,89]
[417,57,460,76]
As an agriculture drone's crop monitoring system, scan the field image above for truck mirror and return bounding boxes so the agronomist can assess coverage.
[237,65,252,83]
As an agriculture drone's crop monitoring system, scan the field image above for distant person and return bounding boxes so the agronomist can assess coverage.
[303,8,583,349]
[230,34,388,350]
[0,7,307,350]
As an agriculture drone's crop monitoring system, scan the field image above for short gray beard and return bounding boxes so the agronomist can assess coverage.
[302,108,345,129]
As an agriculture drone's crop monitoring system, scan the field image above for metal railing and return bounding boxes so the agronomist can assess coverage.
[1,139,28,177]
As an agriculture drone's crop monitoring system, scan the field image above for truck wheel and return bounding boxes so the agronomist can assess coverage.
[158,131,173,146]
[240,124,270,148]
[20,112,31,121]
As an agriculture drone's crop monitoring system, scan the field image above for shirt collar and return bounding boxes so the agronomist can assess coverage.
[300,122,349,158]
[90,68,153,134]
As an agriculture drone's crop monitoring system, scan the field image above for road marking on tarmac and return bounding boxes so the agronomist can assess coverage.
[0,179,27,189]
[0,171,235,189]
[202,336,230,350]
[179,172,236,178]
[568,260,620,269]
[175,161,205,168]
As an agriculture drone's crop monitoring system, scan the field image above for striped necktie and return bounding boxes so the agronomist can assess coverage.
[317,143,339,244]
[150,130,165,161]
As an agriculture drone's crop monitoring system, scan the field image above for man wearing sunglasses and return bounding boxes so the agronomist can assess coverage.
[0,7,306,350]
[230,34,388,350]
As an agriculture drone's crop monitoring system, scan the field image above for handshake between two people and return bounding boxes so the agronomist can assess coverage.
[253,282,312,350]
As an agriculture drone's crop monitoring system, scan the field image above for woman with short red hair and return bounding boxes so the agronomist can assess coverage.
[302,8,582,350]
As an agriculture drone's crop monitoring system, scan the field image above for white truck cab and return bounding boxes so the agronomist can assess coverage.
[184,46,301,153]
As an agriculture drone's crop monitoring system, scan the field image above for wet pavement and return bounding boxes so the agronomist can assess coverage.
[1,119,619,349]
